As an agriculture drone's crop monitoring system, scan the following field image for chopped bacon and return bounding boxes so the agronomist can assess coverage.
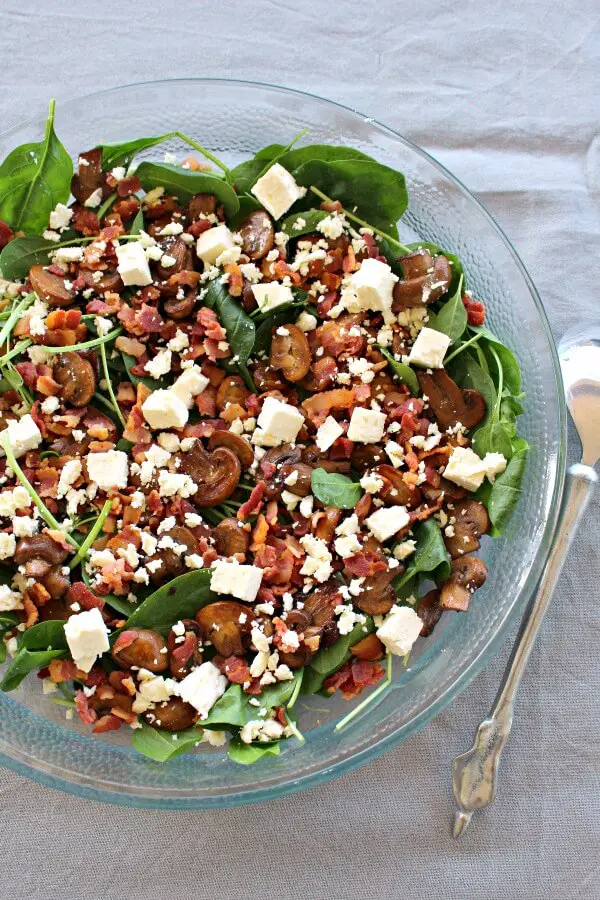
[22,595,39,628]
[408,497,443,524]
[48,658,79,683]
[65,581,105,612]
[93,714,122,734]
[302,388,355,427]
[15,361,39,387]
[198,306,226,340]
[224,263,243,297]
[344,549,388,578]
[112,630,138,654]
[170,632,197,672]
[353,383,371,403]
[187,219,211,238]
[113,196,140,223]
[204,337,230,361]
[350,634,385,661]
[182,419,228,439]
[116,176,142,197]
[196,386,217,417]
[237,480,266,520]
[318,317,365,358]
[0,219,14,249]
[222,655,251,684]
[75,690,97,726]
[462,294,486,326]
[323,658,384,699]
[71,205,100,236]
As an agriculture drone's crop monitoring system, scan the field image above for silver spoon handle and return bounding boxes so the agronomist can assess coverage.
[452,462,598,836]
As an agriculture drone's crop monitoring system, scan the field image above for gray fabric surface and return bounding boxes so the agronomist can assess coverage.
[0,1,599,898]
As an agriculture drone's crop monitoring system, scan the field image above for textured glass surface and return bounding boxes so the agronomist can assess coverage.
[0,80,566,808]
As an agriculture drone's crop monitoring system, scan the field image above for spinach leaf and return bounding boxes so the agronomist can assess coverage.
[0,612,18,665]
[116,569,216,637]
[472,326,522,396]
[0,235,58,280]
[472,421,514,460]
[482,448,528,534]
[227,193,261,230]
[393,519,451,590]
[428,275,467,343]
[379,347,420,395]
[291,159,408,232]
[131,721,205,762]
[280,208,328,238]
[280,144,375,171]
[135,162,239,218]
[0,620,67,692]
[204,280,255,366]
[203,673,301,728]
[228,738,281,765]
[311,468,361,509]
[0,100,72,235]
[301,618,374,695]
[129,207,144,235]
[121,350,163,392]
[99,134,175,170]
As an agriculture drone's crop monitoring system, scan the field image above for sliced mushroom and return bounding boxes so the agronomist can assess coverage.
[252,362,286,392]
[29,265,76,308]
[79,266,124,295]
[393,250,451,308]
[303,581,343,627]
[269,324,311,382]
[444,500,489,559]
[240,210,274,260]
[111,628,169,673]
[188,193,217,220]
[417,589,443,636]
[71,148,106,205]
[41,565,71,600]
[278,462,314,497]
[196,601,256,656]
[314,507,342,542]
[208,431,253,469]
[416,369,486,431]
[213,517,250,559]
[147,526,198,585]
[178,441,241,507]
[355,570,397,615]
[144,697,198,732]
[14,534,69,566]
[53,351,96,408]
[154,239,194,280]
[350,633,385,660]
[421,477,467,504]
[440,556,488,611]
[350,444,387,473]
[372,464,422,509]
[261,443,303,499]
[167,619,203,679]
[215,375,249,412]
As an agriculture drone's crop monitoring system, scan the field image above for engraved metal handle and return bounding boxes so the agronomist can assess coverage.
[451,463,598,836]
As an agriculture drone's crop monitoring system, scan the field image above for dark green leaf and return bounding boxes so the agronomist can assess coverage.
[301,618,374,695]
[472,326,522,396]
[428,275,467,343]
[227,193,261,230]
[0,101,72,234]
[135,162,239,218]
[0,620,67,692]
[311,468,362,509]
[393,519,451,590]
[472,421,514,460]
[0,235,59,279]
[280,208,328,237]
[483,448,528,534]
[129,208,144,235]
[280,144,375,171]
[203,673,301,728]
[227,737,281,765]
[121,350,163,392]
[131,721,205,762]
[99,134,175,170]
[204,280,255,365]
[116,569,216,638]
[379,347,420,395]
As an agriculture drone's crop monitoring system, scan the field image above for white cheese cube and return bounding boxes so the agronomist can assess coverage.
[210,560,264,603]
[366,505,410,543]
[0,584,23,611]
[250,163,305,220]
[376,605,423,656]
[349,258,398,324]
[315,416,343,452]
[86,450,129,491]
[1,414,42,459]
[334,534,362,559]
[115,241,152,287]
[295,311,318,332]
[385,440,405,468]
[444,446,487,492]
[63,607,110,673]
[251,281,294,314]
[407,327,451,369]
[0,533,16,560]
[196,224,234,266]
[174,661,228,719]
[141,389,189,430]
[254,396,304,447]
[483,452,508,481]
[347,407,387,444]
[170,366,209,409]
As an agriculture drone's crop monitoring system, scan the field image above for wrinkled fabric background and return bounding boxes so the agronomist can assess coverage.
[0,2,598,898]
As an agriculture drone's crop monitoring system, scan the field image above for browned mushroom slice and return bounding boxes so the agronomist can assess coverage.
[53,351,96,407]
[240,210,275,260]
[188,193,217,220]
[196,601,256,656]
[421,477,467,504]
[215,375,250,412]
[314,507,342,542]
[417,589,443,636]
[71,148,106,205]
[111,628,169,673]
[14,534,69,566]
[261,443,303,499]
[303,581,343,627]
[29,265,76,308]
[252,362,286,392]
[416,369,486,431]
[178,441,241,507]
[355,570,397,615]
[440,556,488,611]
[372,464,422,509]
[144,697,198,732]
[147,526,198,585]
[79,266,124,295]
[207,431,253,469]
[41,565,71,600]
[350,444,387,473]
[350,633,385,660]
[269,324,311,383]
[213,517,250,559]
[278,462,314,497]
[154,239,194,280]
[444,500,489,559]
[393,250,451,308]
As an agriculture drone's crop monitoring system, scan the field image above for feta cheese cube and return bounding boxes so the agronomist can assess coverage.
[347,407,386,443]
[2,414,42,459]
[144,348,172,380]
[170,366,209,408]
[174,661,228,719]
[141,389,189,430]
[365,505,410,542]
[0,533,16,560]
[334,534,362,558]
[210,560,264,603]
[393,539,417,560]
[250,163,306,220]
[0,583,23,611]
[483,452,508,481]
[348,258,398,324]
[385,440,405,468]
[254,396,304,447]
[196,224,234,266]
[407,327,451,369]
[444,446,487,492]
[251,281,294,314]
[86,450,129,491]
[315,416,343,452]
[63,607,110,673]
[376,605,423,656]
[295,311,318,332]
[115,242,152,287]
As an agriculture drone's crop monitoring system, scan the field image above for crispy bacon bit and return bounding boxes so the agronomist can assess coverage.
[116,176,142,197]
[302,388,355,426]
[112,630,138,654]
[238,480,266,520]
[75,690,97,725]
[323,658,384,699]
[48,658,79,683]
[462,294,486,326]
[65,581,104,611]
[93,714,122,734]
[343,550,388,578]
[71,205,100,236]
[170,633,197,671]
[222,655,252,684]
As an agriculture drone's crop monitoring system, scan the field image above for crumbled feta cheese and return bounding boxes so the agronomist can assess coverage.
[317,214,346,240]
[0,584,23,611]
[315,416,343,452]
[360,472,384,495]
[385,440,405,468]
[141,389,189,430]
[63,607,110,673]
[334,534,362,558]
[444,446,488,492]
[300,534,333,583]
[210,560,264,603]
[483,452,508,481]
[376,605,423,656]
[174,662,227,719]
[144,349,172,380]
[1,414,42,459]
[347,407,386,443]
[116,242,152,287]
[167,329,190,352]
[84,187,103,208]
[299,495,313,518]
[57,458,82,499]
[393,540,417,560]
[250,163,306,220]
[240,718,285,744]
[366,505,410,543]
[86,450,129,491]
[408,327,451,369]
[41,394,60,414]
[49,203,73,231]
[157,470,196,498]
[0,533,16,560]
[295,311,318,332]
[52,246,84,266]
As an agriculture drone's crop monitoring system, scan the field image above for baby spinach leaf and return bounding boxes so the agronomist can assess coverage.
[280,144,375,171]
[227,193,262,230]
[472,326,522,396]
[292,159,408,231]
[228,737,281,765]
[0,235,57,280]
[311,469,362,509]
[121,350,163,392]
[0,620,68,692]
[229,159,266,194]
[203,673,302,728]
[471,421,514,460]
[99,134,176,170]
[135,162,239,218]
[301,618,375,695]
[204,280,255,366]
[280,208,328,238]
[0,100,72,235]
[483,448,528,534]
[129,208,144,235]
[379,347,420,395]
[393,519,451,590]
[428,275,467,343]
[131,721,205,762]
[116,569,216,638]
[0,611,19,661]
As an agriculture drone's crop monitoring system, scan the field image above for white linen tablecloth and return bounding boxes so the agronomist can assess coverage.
[0,1,598,897]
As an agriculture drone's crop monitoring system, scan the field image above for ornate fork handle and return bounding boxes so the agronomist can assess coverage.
[451,463,598,837]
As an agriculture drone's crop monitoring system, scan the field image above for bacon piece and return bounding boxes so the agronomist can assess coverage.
[93,714,122,734]
[196,386,217,417]
[222,655,251,684]
[462,294,486,326]
[343,549,388,578]
[71,205,100,236]
[330,436,353,460]
[187,219,211,238]
[48,658,79,683]
[0,220,14,249]
[113,196,140,223]
[15,361,39,387]
[75,690,97,725]
[198,306,226,340]
[116,176,142,197]
[182,419,228,439]
[302,388,355,427]
[170,633,197,672]
[66,581,105,611]
[323,658,384,699]
[112,630,138,654]
[238,480,266,520]
[203,337,230,361]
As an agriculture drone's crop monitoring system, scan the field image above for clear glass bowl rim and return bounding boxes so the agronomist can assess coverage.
[0,78,567,809]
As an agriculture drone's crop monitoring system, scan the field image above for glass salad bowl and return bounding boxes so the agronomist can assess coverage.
[0,79,566,808]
